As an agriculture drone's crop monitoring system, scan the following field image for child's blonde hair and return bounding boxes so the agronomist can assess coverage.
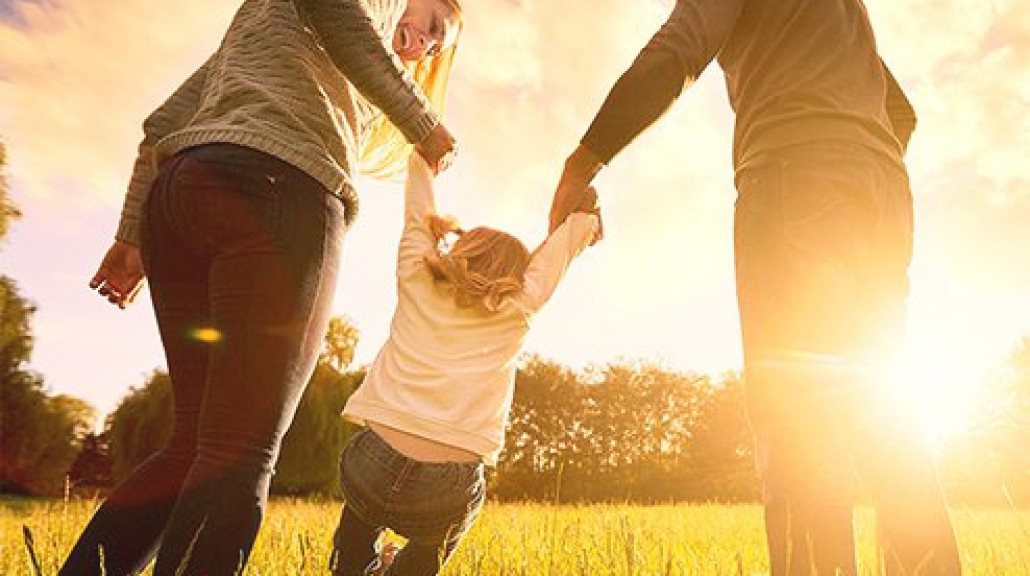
[423,214,531,312]
[362,0,464,179]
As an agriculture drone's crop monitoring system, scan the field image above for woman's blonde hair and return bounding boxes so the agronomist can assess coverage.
[362,0,464,179]
[423,214,531,312]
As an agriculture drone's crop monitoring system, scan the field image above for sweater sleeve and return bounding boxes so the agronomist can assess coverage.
[116,58,212,245]
[293,0,439,145]
[581,0,743,163]
[397,153,438,276]
[881,61,917,153]
[521,212,599,313]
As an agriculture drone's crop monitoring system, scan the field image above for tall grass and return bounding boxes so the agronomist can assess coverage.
[4,496,1029,575]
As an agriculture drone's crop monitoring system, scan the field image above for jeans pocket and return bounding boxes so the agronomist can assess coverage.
[173,147,283,247]
[777,159,879,268]
[339,437,387,525]
[384,464,483,543]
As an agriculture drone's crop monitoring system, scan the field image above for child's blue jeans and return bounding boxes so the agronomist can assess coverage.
[330,428,486,576]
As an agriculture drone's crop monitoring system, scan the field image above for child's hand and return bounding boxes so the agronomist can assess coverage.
[575,185,599,212]
[415,122,457,175]
[549,145,603,234]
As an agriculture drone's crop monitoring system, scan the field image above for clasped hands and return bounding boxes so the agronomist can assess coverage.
[419,127,604,242]
[548,145,605,244]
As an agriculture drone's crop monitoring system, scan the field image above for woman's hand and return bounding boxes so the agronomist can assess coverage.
[415,122,457,174]
[89,240,146,309]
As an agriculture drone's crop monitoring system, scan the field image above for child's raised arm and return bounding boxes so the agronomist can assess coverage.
[397,153,443,277]
[521,188,601,312]
[404,152,438,223]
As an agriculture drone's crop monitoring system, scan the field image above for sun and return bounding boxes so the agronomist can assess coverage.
[888,339,986,444]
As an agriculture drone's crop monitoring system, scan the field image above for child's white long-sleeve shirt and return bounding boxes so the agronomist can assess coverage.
[343,156,598,465]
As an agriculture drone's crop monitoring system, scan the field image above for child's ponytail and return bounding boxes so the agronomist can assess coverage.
[425,214,463,246]
[423,223,531,313]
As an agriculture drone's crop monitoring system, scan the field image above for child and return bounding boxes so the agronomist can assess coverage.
[328,153,600,576]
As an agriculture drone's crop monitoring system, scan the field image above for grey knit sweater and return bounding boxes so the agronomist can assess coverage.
[117,0,440,245]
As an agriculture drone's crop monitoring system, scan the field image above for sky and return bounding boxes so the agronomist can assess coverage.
[1,0,1028,435]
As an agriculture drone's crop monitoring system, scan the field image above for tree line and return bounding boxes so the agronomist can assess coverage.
[2,137,1029,505]
[9,308,1030,506]
[2,141,97,495]
[59,348,759,503]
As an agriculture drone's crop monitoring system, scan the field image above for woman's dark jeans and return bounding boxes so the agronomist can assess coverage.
[59,144,347,576]
[330,428,486,576]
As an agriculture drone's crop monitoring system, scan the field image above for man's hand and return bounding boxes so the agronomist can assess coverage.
[89,240,146,309]
[415,122,457,175]
[576,186,604,245]
[549,145,604,239]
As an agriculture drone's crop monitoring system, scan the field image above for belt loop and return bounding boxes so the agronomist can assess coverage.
[390,460,414,494]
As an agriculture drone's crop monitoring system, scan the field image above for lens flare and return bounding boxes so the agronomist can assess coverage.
[887,342,984,445]
[189,327,223,344]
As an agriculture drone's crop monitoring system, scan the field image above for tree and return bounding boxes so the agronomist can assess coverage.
[683,372,759,501]
[493,355,588,501]
[578,363,705,494]
[494,358,758,503]
[319,316,359,372]
[0,141,21,243]
[570,362,754,502]
[0,276,33,380]
[104,316,365,495]
[68,432,113,493]
[271,315,364,494]
[0,150,93,494]
[941,337,1030,505]
[1,277,96,494]
[105,370,174,481]
[272,365,364,495]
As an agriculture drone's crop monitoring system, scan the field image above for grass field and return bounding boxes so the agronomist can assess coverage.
[3,497,1029,575]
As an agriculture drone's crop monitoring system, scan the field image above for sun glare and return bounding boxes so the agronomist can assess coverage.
[889,341,985,444]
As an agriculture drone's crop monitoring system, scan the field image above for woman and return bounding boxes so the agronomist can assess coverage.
[63,0,463,574]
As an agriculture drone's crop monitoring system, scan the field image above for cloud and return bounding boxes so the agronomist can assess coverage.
[3,0,1025,212]
[0,0,235,205]
[438,0,743,371]
[1,0,1028,416]
[872,0,1030,204]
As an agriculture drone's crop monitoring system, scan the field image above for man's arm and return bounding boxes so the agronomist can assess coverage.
[582,0,743,163]
[550,0,744,232]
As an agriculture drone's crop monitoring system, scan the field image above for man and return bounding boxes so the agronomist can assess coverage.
[550,0,962,573]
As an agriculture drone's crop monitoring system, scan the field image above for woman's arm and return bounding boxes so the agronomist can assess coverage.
[293,0,439,145]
